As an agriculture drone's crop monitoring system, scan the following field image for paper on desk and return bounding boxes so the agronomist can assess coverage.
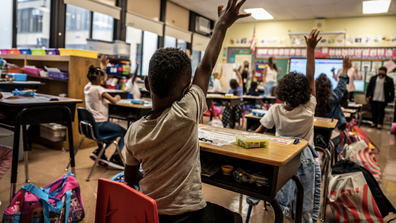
[314,118,331,122]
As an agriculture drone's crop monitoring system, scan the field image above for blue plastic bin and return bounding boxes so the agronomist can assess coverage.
[8,73,27,81]
[19,49,32,55]
[48,71,69,80]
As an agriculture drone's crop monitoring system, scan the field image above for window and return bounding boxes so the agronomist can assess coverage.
[192,50,202,75]
[0,0,13,49]
[65,5,91,50]
[164,36,176,48]
[126,27,143,75]
[17,0,51,48]
[92,12,114,42]
[142,31,158,76]
[177,39,187,51]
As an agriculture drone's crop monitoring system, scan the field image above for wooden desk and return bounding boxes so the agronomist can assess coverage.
[262,96,277,104]
[0,93,82,199]
[108,99,152,125]
[199,125,307,223]
[207,91,227,95]
[206,96,242,123]
[242,96,263,107]
[347,103,363,126]
[0,81,45,89]
[105,89,129,99]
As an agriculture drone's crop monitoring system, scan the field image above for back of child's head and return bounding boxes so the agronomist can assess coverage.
[315,74,332,117]
[87,65,105,82]
[275,72,311,107]
[213,72,219,78]
[148,48,192,99]
[230,79,239,95]
[250,81,258,90]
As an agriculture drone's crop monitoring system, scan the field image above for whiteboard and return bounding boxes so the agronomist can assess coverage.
[216,63,237,91]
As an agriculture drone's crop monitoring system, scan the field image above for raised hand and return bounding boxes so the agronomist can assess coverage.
[217,0,251,28]
[342,57,351,74]
[136,59,140,66]
[304,28,322,50]
[100,55,110,70]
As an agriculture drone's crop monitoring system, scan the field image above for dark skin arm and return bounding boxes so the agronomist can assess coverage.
[129,60,140,83]
[304,28,322,97]
[255,124,268,133]
[125,164,143,186]
[233,68,243,87]
[192,0,250,95]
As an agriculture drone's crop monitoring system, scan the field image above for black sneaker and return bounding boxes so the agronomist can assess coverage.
[89,148,108,166]
[108,154,125,170]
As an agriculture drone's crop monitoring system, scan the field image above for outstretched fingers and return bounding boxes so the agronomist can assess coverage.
[218,4,225,17]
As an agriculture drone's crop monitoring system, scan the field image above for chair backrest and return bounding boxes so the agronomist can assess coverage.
[95,178,159,223]
[77,107,101,140]
[354,94,367,105]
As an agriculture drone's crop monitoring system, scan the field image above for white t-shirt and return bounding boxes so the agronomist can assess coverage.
[125,78,141,99]
[260,95,317,146]
[373,77,385,102]
[265,66,278,83]
[212,78,222,92]
[84,82,108,123]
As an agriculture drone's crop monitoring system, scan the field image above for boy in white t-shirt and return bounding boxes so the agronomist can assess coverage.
[125,60,141,99]
[256,28,322,146]
[84,56,127,169]
[212,65,223,92]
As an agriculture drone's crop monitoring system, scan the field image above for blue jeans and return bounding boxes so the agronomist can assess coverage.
[96,121,127,154]
[264,82,276,96]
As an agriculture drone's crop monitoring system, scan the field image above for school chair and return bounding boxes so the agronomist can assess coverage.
[95,178,159,223]
[65,108,125,181]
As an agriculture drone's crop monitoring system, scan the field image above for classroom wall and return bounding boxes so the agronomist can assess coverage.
[127,0,161,21]
[166,2,190,30]
[217,15,396,64]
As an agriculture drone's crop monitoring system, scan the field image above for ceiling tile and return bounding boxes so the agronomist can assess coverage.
[310,4,338,17]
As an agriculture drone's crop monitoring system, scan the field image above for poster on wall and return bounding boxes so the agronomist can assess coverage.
[391,35,396,46]
[370,35,382,46]
[318,36,328,46]
[366,72,376,82]
[335,36,345,46]
[352,61,362,70]
[291,36,306,47]
[372,61,383,72]
[259,37,281,46]
[222,47,228,63]
[218,63,237,88]
[362,61,371,72]
[233,38,252,46]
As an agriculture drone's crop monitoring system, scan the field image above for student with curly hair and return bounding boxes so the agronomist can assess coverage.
[255,28,322,146]
[315,57,351,145]
[222,69,244,128]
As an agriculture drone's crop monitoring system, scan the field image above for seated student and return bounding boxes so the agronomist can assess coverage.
[222,69,244,128]
[256,28,322,147]
[315,57,351,146]
[212,65,223,92]
[248,81,260,96]
[125,60,140,99]
[124,1,250,222]
[84,56,126,170]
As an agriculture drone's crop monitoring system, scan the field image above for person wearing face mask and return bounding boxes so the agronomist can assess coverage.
[366,67,395,129]
[238,61,251,94]
[263,57,282,96]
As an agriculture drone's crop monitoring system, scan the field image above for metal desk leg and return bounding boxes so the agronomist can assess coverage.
[292,175,304,223]
[329,141,336,166]
[10,122,21,200]
[269,199,284,223]
[316,147,331,222]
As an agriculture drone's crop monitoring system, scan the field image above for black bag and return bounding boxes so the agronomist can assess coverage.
[332,160,396,220]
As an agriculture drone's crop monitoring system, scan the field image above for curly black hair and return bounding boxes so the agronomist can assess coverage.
[230,79,239,95]
[87,65,105,82]
[315,74,333,117]
[275,72,311,107]
[148,48,192,98]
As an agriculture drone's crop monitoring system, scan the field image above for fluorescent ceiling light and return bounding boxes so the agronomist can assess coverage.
[244,8,274,20]
[363,0,391,14]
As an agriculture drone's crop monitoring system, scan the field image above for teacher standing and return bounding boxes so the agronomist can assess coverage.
[366,67,394,129]
[263,57,282,96]
[238,61,251,95]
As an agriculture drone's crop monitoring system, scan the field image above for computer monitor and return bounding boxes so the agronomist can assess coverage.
[289,59,343,89]
[354,80,365,92]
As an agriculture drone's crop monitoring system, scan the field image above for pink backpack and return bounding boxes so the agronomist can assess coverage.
[2,172,84,223]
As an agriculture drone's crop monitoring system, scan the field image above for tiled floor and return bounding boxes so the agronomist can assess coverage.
[1,123,396,222]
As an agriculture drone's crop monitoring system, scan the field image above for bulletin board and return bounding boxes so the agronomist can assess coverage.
[255,58,289,81]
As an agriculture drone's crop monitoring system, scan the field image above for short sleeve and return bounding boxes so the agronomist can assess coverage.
[125,134,140,166]
[173,84,208,122]
[97,86,106,96]
[260,106,275,129]
[303,95,317,113]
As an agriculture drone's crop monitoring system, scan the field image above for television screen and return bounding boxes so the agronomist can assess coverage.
[289,59,343,89]
[354,80,365,92]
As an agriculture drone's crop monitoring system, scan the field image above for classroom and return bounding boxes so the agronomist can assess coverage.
[0,0,396,222]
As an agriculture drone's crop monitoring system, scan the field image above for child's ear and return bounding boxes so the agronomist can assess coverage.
[144,76,151,92]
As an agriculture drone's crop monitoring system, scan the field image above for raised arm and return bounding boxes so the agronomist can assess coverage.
[233,68,243,87]
[192,0,250,95]
[129,60,140,83]
[332,57,351,103]
[100,55,110,71]
[219,65,223,79]
[277,67,282,77]
[304,28,322,96]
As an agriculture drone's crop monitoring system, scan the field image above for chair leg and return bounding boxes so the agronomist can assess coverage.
[113,141,125,166]
[245,205,253,223]
[24,151,29,183]
[65,137,85,172]
[86,143,107,181]
[239,194,243,214]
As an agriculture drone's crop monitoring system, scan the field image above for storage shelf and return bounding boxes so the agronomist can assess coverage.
[26,55,70,62]
[26,75,69,83]
[0,54,26,60]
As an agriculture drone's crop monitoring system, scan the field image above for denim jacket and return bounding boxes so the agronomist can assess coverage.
[275,143,321,223]
[327,73,349,128]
